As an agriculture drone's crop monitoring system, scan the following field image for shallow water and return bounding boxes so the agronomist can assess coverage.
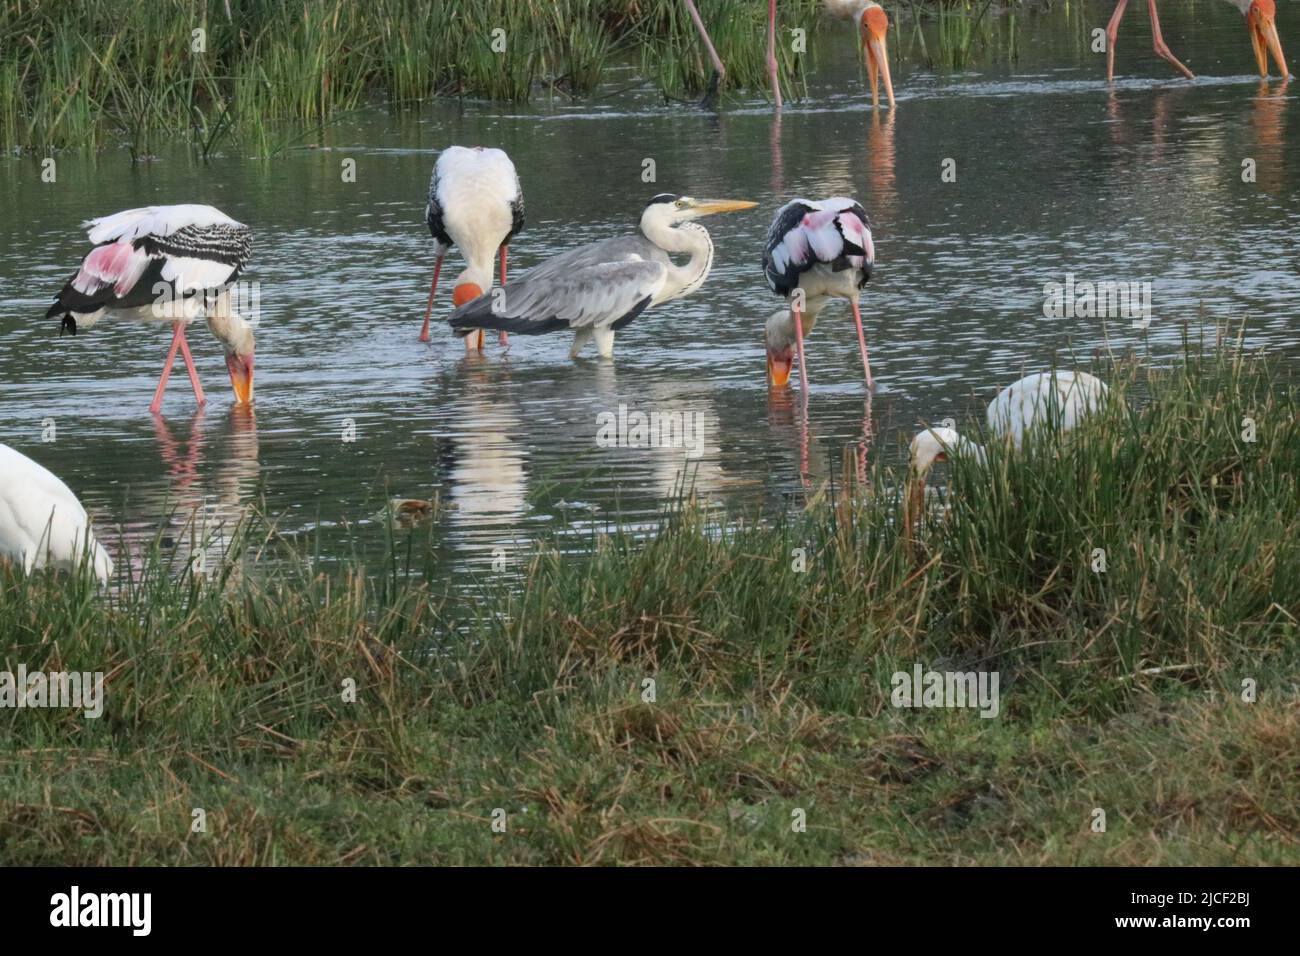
[1,1,1297,578]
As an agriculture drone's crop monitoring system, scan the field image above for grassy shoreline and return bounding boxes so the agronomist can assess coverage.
[2,341,1298,865]
[2,0,1035,154]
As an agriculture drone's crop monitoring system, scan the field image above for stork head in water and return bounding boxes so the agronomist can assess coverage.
[1245,0,1289,78]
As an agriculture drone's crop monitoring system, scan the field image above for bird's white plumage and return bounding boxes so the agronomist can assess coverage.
[0,443,113,582]
[82,204,244,245]
[430,146,521,269]
[910,371,1110,475]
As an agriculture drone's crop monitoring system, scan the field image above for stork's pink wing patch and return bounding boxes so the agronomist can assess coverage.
[837,213,874,264]
[73,241,148,297]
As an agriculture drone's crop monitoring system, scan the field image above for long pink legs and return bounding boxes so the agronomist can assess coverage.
[850,297,874,391]
[767,0,782,109]
[419,253,445,343]
[498,246,510,347]
[683,0,782,108]
[1106,0,1194,82]
[150,321,206,415]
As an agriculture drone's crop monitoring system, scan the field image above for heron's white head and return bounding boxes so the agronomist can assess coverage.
[1246,0,1289,78]
[765,309,795,387]
[640,194,758,232]
[860,2,894,109]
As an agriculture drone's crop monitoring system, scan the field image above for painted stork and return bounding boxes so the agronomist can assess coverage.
[905,370,1111,533]
[762,197,876,393]
[46,204,254,415]
[1105,0,1288,81]
[447,194,756,359]
[681,0,893,109]
[0,443,114,583]
[420,146,524,350]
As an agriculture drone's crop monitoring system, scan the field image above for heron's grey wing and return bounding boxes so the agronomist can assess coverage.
[448,259,667,336]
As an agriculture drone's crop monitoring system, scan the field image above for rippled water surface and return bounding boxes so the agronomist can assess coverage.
[2,1,1298,577]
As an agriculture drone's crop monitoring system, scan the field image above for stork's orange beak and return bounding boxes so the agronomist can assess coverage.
[1248,0,1289,78]
[861,6,895,110]
[767,346,793,387]
[226,352,254,405]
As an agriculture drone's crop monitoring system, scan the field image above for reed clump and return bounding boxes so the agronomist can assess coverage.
[2,340,1297,864]
[0,0,826,153]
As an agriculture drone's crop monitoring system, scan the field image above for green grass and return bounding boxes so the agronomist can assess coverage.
[0,0,820,153]
[2,338,1298,864]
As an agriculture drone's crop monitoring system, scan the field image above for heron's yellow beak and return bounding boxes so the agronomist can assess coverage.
[862,7,894,109]
[688,199,759,216]
[1248,2,1289,79]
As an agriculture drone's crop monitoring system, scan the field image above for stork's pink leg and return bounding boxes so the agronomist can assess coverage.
[175,323,206,406]
[1146,0,1193,79]
[498,246,510,348]
[767,0,783,110]
[850,297,874,391]
[792,303,809,396]
[1105,0,1129,82]
[419,253,445,343]
[683,0,726,102]
[150,322,186,415]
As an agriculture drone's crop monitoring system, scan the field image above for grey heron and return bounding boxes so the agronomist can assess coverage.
[421,145,525,349]
[762,197,875,393]
[447,194,757,359]
[45,204,255,414]
[1104,1,1287,81]
[682,1,894,110]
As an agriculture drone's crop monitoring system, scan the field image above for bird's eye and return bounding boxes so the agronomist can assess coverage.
[675,200,687,208]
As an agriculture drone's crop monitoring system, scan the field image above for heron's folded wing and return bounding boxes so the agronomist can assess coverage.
[448,259,667,336]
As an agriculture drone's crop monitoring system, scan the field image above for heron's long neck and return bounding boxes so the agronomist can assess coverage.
[643,219,713,302]
[205,291,255,355]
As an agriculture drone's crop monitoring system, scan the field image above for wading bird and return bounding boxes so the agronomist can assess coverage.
[46,205,254,415]
[905,370,1110,536]
[448,194,756,359]
[0,443,114,583]
[682,0,893,109]
[421,146,524,349]
[762,197,876,393]
[1105,0,1288,81]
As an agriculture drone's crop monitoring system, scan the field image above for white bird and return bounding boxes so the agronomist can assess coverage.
[1105,0,1288,81]
[0,443,114,583]
[762,197,876,392]
[420,145,524,350]
[46,204,255,415]
[447,194,757,359]
[681,0,893,110]
[906,370,1111,531]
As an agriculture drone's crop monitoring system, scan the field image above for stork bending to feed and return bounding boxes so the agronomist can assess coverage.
[0,443,114,583]
[46,204,254,415]
[763,197,876,393]
[447,194,756,359]
[1105,0,1288,81]
[681,0,893,109]
[420,145,525,349]
[905,370,1110,534]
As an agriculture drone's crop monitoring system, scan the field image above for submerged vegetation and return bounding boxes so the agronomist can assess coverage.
[0,0,1043,154]
[2,340,1298,864]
